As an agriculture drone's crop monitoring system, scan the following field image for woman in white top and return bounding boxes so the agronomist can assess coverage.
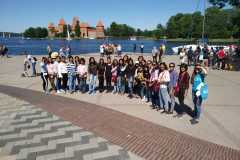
[179,48,188,64]
[40,57,49,94]
[46,57,56,92]
[57,56,68,93]
[158,62,171,113]
[77,58,87,93]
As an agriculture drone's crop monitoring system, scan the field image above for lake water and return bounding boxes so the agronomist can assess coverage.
[0,38,232,56]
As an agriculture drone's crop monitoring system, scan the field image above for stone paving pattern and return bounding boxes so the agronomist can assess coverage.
[0,85,239,160]
[0,92,140,160]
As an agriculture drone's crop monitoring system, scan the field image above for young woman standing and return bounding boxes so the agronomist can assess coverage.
[67,56,77,94]
[46,57,56,92]
[58,56,68,93]
[105,57,112,92]
[111,59,118,94]
[191,63,208,124]
[125,58,136,98]
[117,59,126,95]
[158,62,170,113]
[88,57,98,95]
[176,63,190,117]
[97,58,106,93]
[77,58,87,93]
[40,57,49,94]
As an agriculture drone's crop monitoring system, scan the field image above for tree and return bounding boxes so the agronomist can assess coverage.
[153,24,166,39]
[23,27,48,38]
[62,25,67,37]
[209,0,240,8]
[108,22,136,37]
[75,21,81,37]
[205,7,232,38]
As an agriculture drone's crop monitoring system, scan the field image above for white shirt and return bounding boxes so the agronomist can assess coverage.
[158,70,170,88]
[53,61,59,74]
[117,45,122,51]
[57,62,67,78]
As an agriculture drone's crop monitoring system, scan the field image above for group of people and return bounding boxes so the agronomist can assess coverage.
[38,53,208,124]
[151,44,166,62]
[178,45,239,70]
[99,44,122,57]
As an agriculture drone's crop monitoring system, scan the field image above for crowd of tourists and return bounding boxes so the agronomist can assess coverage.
[99,44,122,56]
[36,52,208,124]
[177,45,239,70]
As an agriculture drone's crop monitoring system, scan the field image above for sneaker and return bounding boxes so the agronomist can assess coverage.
[57,90,61,94]
[190,119,199,125]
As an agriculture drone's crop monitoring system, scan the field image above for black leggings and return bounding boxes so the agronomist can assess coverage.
[98,76,104,91]
[40,73,48,91]
[178,88,186,114]
[105,75,111,90]
[62,73,68,91]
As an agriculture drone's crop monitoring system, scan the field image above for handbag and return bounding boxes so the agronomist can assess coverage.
[174,72,185,97]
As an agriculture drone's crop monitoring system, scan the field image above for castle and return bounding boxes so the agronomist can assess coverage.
[48,17,105,39]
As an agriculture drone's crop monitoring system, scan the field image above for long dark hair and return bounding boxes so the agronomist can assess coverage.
[89,57,96,65]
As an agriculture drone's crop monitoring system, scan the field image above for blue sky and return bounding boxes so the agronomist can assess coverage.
[1,0,208,33]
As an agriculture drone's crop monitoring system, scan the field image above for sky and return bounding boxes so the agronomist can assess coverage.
[0,0,208,33]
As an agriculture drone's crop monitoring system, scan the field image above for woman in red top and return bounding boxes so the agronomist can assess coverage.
[217,48,225,70]
[177,63,190,117]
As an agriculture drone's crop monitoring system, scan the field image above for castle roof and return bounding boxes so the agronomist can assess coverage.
[48,23,55,28]
[59,18,65,25]
[96,21,104,27]
[80,22,89,28]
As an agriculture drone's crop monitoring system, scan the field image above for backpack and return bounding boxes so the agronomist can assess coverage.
[201,83,208,100]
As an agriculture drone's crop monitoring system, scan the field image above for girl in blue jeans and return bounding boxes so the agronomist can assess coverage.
[191,63,207,124]
[117,59,126,95]
[88,57,98,95]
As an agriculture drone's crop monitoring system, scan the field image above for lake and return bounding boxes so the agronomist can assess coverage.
[0,38,233,56]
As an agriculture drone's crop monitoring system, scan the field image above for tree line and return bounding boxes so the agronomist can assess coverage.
[23,0,240,39]
[23,27,48,38]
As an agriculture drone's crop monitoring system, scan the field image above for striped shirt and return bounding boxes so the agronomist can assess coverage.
[66,63,76,75]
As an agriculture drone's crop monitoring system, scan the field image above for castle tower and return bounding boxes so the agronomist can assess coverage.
[96,21,105,38]
[80,22,89,38]
[72,17,80,32]
[58,18,65,33]
[48,23,56,37]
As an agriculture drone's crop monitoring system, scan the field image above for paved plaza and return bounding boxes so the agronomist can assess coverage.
[0,54,240,160]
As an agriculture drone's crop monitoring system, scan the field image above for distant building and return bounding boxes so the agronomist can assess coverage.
[48,17,105,39]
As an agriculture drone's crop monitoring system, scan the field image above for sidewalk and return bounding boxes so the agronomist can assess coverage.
[0,54,240,151]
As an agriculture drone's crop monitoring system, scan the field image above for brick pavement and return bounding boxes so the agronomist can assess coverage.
[0,85,240,160]
[0,92,140,160]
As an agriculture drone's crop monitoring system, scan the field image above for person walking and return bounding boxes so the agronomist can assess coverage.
[133,44,137,53]
[140,43,144,55]
[47,44,52,58]
[168,63,178,114]
[29,56,37,77]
